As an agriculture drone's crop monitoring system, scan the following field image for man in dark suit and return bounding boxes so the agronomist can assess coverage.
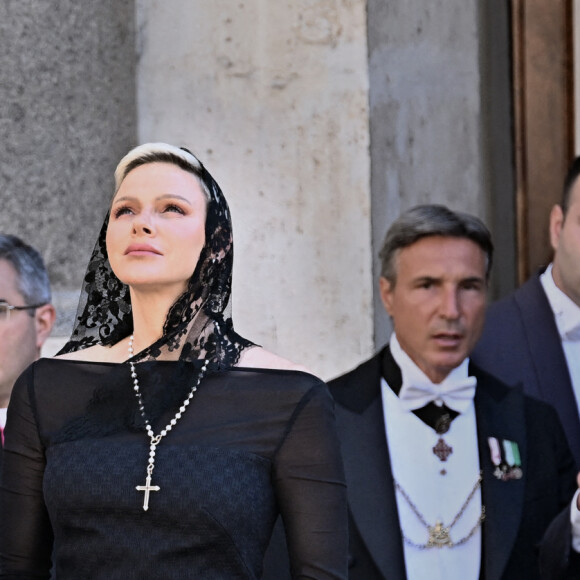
[322,206,579,579]
[0,235,55,453]
[472,157,580,469]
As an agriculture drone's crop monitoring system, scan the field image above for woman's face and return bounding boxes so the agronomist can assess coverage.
[106,162,207,298]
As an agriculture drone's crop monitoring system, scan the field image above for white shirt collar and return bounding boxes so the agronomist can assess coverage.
[540,264,580,341]
[389,333,472,389]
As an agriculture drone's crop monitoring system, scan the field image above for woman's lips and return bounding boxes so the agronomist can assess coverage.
[124,244,162,256]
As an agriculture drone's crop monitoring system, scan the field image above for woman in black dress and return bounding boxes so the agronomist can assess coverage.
[0,143,347,579]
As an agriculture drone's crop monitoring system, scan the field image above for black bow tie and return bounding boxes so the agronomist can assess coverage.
[380,347,459,434]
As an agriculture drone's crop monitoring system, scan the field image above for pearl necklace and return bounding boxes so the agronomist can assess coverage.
[128,334,209,511]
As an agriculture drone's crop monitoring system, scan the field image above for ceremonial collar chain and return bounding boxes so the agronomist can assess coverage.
[128,334,209,511]
[394,472,485,549]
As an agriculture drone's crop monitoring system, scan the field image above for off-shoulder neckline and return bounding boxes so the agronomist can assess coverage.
[36,357,321,380]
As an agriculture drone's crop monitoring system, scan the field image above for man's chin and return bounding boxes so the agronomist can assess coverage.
[430,354,467,379]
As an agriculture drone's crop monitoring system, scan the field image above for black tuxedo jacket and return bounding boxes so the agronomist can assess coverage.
[327,348,577,580]
[471,273,580,468]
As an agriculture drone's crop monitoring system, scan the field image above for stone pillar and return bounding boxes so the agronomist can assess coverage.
[0,1,137,353]
[367,0,488,346]
[135,0,373,378]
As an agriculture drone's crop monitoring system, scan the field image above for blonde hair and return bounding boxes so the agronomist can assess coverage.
[113,143,210,201]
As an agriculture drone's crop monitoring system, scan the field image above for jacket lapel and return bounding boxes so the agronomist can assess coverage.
[515,275,580,465]
[331,351,407,579]
[473,366,526,580]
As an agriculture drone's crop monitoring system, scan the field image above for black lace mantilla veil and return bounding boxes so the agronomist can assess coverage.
[57,149,254,369]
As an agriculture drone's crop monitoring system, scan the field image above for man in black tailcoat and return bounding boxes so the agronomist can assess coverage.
[263,204,580,580]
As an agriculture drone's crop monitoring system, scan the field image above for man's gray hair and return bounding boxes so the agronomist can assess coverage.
[379,204,494,284]
[0,234,51,308]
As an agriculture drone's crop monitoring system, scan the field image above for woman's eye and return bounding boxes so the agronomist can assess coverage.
[113,206,133,218]
[163,204,185,215]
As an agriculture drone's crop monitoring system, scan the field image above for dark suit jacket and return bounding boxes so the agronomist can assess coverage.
[262,349,578,579]
[471,273,580,469]
[324,348,577,580]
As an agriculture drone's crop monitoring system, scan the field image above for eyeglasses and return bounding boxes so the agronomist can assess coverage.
[0,302,46,322]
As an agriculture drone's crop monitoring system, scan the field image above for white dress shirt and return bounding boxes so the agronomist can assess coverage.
[540,264,580,551]
[540,264,580,410]
[382,334,482,580]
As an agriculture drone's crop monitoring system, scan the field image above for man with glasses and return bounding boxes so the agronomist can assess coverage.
[0,234,55,443]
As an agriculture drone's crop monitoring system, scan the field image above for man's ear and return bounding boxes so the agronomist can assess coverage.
[549,204,564,252]
[34,304,56,350]
[379,277,394,317]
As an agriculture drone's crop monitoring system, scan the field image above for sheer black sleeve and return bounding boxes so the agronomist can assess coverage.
[272,382,348,579]
[0,364,53,579]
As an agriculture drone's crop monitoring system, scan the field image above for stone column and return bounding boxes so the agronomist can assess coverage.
[0,0,137,353]
[135,0,373,378]
[367,0,489,346]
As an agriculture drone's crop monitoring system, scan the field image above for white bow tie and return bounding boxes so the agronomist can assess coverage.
[398,376,477,414]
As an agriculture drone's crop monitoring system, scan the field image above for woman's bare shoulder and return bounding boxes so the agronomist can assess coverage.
[54,341,128,363]
[237,346,315,375]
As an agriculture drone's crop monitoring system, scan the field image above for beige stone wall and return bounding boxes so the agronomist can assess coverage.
[135,0,373,379]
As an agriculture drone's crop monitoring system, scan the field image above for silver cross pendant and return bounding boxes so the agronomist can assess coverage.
[136,472,160,511]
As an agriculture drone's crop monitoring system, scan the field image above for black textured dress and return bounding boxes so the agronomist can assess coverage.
[0,359,347,579]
